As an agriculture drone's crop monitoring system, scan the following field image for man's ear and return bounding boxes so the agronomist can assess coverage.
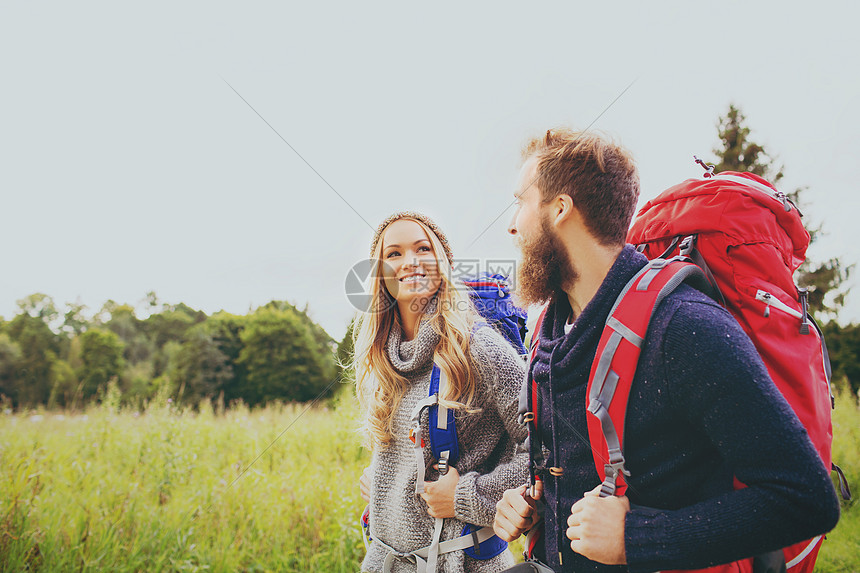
[549,193,576,228]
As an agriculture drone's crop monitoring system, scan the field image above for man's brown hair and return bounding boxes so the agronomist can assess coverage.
[523,128,640,246]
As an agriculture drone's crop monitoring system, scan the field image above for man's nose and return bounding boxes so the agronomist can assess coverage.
[507,213,518,236]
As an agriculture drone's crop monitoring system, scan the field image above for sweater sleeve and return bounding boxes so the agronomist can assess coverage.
[454,326,530,527]
[624,300,840,573]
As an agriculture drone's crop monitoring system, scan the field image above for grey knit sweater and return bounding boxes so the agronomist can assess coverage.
[361,315,529,573]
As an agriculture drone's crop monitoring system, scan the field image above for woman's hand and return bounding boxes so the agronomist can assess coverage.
[359,466,372,503]
[420,466,460,518]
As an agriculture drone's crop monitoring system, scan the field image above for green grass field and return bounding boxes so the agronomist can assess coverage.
[1,387,857,572]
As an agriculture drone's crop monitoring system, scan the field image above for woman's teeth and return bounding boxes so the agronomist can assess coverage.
[400,275,425,283]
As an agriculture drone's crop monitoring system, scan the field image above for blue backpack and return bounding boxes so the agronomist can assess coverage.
[463,273,529,355]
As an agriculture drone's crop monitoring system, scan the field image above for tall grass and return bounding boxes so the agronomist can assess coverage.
[0,391,369,572]
[1,387,857,572]
[815,385,860,572]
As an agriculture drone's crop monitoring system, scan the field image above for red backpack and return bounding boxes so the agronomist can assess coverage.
[621,168,839,572]
[520,166,849,572]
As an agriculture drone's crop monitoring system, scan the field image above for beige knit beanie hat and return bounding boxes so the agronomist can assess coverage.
[369,211,453,263]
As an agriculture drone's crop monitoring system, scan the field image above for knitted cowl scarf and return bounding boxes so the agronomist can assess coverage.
[386,296,441,376]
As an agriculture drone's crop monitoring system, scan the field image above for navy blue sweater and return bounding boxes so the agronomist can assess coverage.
[531,246,840,573]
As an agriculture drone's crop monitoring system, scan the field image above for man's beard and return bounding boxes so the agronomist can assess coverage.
[514,215,578,307]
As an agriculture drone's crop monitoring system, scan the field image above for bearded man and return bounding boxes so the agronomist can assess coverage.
[492,129,839,573]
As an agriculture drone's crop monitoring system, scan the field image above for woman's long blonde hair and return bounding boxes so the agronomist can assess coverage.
[352,217,479,448]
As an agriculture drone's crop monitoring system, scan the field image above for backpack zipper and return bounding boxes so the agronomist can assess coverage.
[755,289,802,320]
[756,289,831,400]
[712,173,794,213]
[755,288,814,334]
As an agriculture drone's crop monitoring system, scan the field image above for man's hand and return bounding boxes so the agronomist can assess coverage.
[493,479,543,542]
[566,485,629,565]
[420,466,460,518]
[359,466,372,504]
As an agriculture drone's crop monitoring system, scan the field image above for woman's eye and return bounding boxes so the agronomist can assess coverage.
[418,246,431,252]
[385,251,399,259]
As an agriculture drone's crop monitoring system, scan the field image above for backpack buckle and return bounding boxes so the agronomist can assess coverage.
[409,427,425,448]
[600,461,631,497]
[604,460,631,480]
[437,457,449,475]
[648,258,668,270]
[678,234,697,257]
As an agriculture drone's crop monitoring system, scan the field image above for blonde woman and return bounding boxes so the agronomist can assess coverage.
[353,212,528,573]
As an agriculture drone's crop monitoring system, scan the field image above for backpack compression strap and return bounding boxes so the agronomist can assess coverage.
[587,258,707,498]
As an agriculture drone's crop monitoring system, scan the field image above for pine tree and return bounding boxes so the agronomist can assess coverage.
[712,104,852,320]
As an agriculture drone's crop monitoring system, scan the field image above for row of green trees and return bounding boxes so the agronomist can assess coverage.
[0,293,340,409]
[822,323,860,395]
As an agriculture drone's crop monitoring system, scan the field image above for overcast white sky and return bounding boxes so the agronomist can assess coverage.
[2,1,858,341]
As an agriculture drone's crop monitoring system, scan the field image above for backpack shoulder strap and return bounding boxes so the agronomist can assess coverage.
[428,364,459,474]
[518,306,550,490]
[517,305,549,562]
[586,258,706,498]
[409,363,458,494]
